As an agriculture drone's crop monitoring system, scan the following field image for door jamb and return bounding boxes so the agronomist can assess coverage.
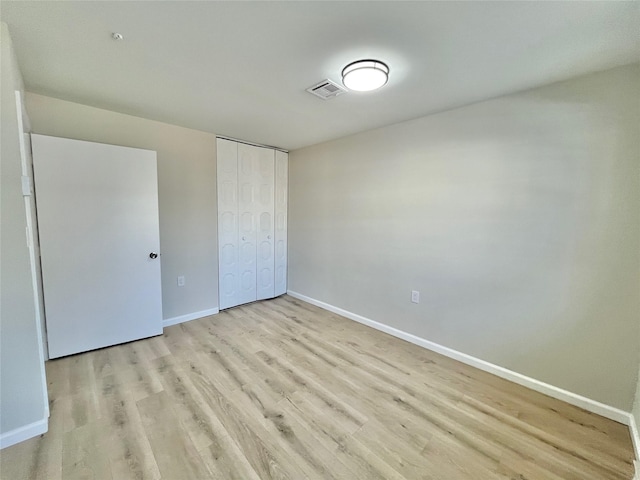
[15,90,49,418]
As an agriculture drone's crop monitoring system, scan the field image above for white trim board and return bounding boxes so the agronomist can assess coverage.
[18,93,49,419]
[287,290,630,425]
[0,418,48,449]
[162,308,219,328]
[630,415,640,477]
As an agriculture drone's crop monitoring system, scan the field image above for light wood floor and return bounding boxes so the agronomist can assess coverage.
[0,295,635,479]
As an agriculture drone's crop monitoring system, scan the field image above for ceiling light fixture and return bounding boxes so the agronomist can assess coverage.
[111,32,124,41]
[342,59,389,92]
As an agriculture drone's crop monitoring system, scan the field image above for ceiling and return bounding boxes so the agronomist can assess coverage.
[2,1,639,151]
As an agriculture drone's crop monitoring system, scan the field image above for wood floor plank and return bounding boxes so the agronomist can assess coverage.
[280,394,407,480]
[151,355,261,480]
[183,359,310,480]
[101,388,161,480]
[137,391,212,479]
[1,295,635,480]
[61,420,113,480]
[227,383,346,480]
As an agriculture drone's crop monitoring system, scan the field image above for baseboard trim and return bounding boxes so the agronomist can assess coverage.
[162,308,219,328]
[0,418,48,449]
[287,290,630,425]
[630,415,640,476]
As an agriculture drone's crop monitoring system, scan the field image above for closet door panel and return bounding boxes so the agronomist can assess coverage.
[274,151,288,296]
[237,143,259,305]
[256,148,275,300]
[217,139,240,309]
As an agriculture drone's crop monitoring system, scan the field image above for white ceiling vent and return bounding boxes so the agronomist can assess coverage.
[306,79,347,100]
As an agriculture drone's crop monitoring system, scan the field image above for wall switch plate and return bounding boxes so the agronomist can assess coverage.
[177,276,185,287]
[411,290,420,303]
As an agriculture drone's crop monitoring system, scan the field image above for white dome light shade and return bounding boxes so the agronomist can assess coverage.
[342,60,389,92]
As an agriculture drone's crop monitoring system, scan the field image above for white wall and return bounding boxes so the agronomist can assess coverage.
[288,63,640,411]
[0,23,48,444]
[24,94,219,322]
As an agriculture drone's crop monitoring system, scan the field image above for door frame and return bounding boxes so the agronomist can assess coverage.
[15,90,49,417]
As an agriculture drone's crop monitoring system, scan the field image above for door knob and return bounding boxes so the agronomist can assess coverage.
[149,252,158,259]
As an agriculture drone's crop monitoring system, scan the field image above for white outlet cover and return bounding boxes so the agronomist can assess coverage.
[411,290,420,303]
[177,276,185,287]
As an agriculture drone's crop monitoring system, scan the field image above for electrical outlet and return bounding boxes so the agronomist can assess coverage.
[411,290,420,303]
[177,275,185,287]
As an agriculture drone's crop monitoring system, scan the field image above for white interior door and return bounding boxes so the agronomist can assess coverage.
[274,150,288,296]
[32,134,163,359]
[217,139,240,310]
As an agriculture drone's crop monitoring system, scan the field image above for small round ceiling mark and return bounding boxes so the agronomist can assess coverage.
[111,32,124,41]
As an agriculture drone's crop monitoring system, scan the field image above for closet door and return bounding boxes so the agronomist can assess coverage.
[217,138,284,310]
[274,151,288,296]
[256,148,275,300]
[217,139,240,310]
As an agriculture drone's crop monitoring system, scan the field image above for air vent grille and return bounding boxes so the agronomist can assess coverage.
[306,79,347,100]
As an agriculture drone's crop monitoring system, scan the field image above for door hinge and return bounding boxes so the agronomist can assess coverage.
[21,175,32,196]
